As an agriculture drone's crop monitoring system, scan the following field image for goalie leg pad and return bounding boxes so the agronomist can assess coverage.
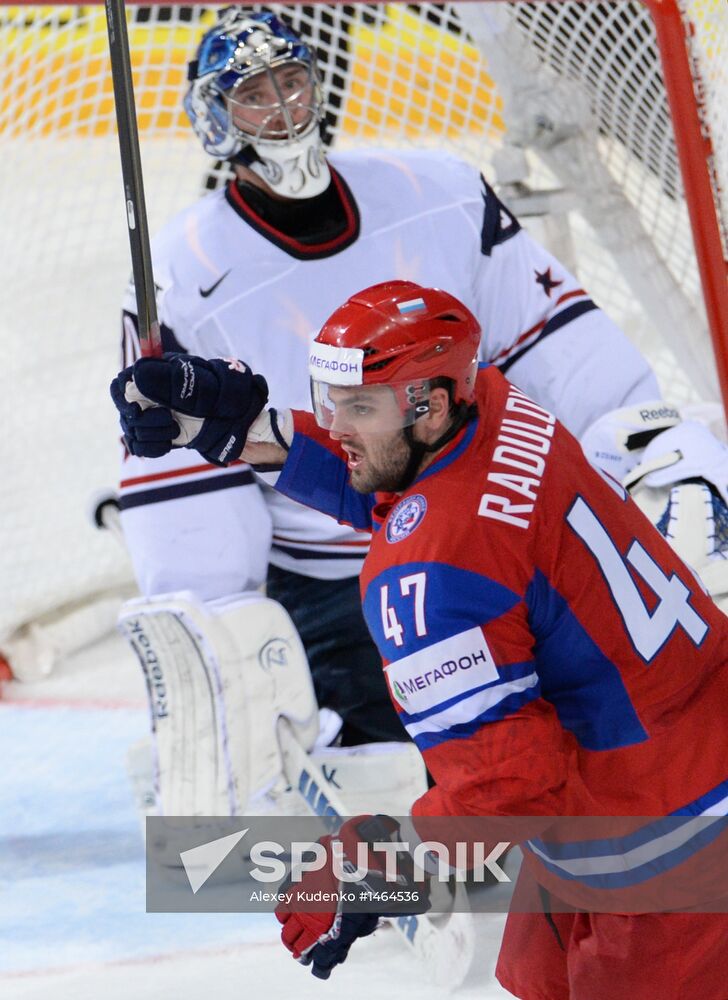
[118,592,318,816]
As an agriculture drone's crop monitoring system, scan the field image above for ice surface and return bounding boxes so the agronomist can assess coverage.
[0,634,512,999]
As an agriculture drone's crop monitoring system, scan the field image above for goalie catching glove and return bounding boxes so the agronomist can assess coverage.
[110,353,269,466]
[276,814,430,980]
[580,400,728,507]
[581,401,728,609]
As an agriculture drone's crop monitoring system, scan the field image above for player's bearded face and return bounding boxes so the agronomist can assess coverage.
[326,386,415,493]
[345,428,412,493]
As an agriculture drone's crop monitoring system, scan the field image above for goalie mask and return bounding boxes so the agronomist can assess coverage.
[184,8,329,199]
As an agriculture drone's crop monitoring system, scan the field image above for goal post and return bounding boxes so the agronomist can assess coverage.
[1,0,727,666]
[643,0,728,402]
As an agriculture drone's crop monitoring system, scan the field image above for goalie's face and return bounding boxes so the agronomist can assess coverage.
[227,62,317,141]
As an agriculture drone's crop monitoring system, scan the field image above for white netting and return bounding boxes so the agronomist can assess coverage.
[1,1,726,645]
[688,0,728,248]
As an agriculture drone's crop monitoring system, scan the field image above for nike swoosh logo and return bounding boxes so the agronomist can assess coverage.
[199,269,231,298]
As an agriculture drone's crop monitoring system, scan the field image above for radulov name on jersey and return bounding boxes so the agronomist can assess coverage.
[478,386,556,529]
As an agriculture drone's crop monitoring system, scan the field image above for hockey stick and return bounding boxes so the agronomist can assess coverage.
[104,0,162,358]
[276,718,476,991]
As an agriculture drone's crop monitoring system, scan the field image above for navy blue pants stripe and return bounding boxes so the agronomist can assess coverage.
[272,542,367,562]
[119,469,256,510]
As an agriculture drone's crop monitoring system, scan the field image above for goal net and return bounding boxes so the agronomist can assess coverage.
[1,0,726,668]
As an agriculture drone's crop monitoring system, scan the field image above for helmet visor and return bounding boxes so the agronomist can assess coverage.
[311,379,431,434]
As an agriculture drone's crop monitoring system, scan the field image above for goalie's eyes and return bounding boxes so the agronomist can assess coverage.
[231,68,309,107]
[278,71,309,95]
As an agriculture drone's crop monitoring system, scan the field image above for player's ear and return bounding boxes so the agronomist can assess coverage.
[420,386,451,438]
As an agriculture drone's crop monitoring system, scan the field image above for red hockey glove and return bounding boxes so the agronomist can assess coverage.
[278,899,380,980]
[276,815,429,980]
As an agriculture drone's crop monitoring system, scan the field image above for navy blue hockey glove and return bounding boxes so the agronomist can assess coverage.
[110,370,180,459]
[110,353,269,466]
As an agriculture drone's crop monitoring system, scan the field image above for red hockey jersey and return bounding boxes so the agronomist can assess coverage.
[276,365,728,907]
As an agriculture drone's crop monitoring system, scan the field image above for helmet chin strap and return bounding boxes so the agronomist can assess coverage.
[395,400,475,493]
[235,119,330,199]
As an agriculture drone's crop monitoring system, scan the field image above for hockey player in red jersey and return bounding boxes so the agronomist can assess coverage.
[111,281,728,998]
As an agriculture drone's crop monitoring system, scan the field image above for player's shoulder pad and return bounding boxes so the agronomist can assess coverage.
[328,147,482,203]
[152,188,226,261]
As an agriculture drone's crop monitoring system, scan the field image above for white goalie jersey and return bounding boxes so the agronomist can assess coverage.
[119,148,658,600]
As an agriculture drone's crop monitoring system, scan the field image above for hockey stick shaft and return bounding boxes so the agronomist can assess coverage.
[104,0,162,358]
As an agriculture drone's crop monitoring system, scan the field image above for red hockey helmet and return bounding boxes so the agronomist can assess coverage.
[308,280,481,431]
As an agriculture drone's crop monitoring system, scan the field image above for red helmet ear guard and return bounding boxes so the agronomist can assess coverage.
[311,280,481,405]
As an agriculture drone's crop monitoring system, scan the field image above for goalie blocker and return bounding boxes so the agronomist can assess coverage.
[118,592,427,820]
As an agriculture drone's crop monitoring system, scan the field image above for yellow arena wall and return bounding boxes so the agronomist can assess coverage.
[1,4,503,140]
[338,6,503,139]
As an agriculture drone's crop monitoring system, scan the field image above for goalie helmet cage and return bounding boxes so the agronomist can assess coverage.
[0,0,726,659]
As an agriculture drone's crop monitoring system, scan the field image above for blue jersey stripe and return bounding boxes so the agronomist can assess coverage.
[525,774,728,892]
[410,685,540,751]
[530,816,702,862]
[278,433,376,531]
[525,816,727,890]
[397,660,537,725]
[674,775,728,816]
[526,569,648,750]
[414,417,479,484]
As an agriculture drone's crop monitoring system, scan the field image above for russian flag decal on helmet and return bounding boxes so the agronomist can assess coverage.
[396,297,426,315]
